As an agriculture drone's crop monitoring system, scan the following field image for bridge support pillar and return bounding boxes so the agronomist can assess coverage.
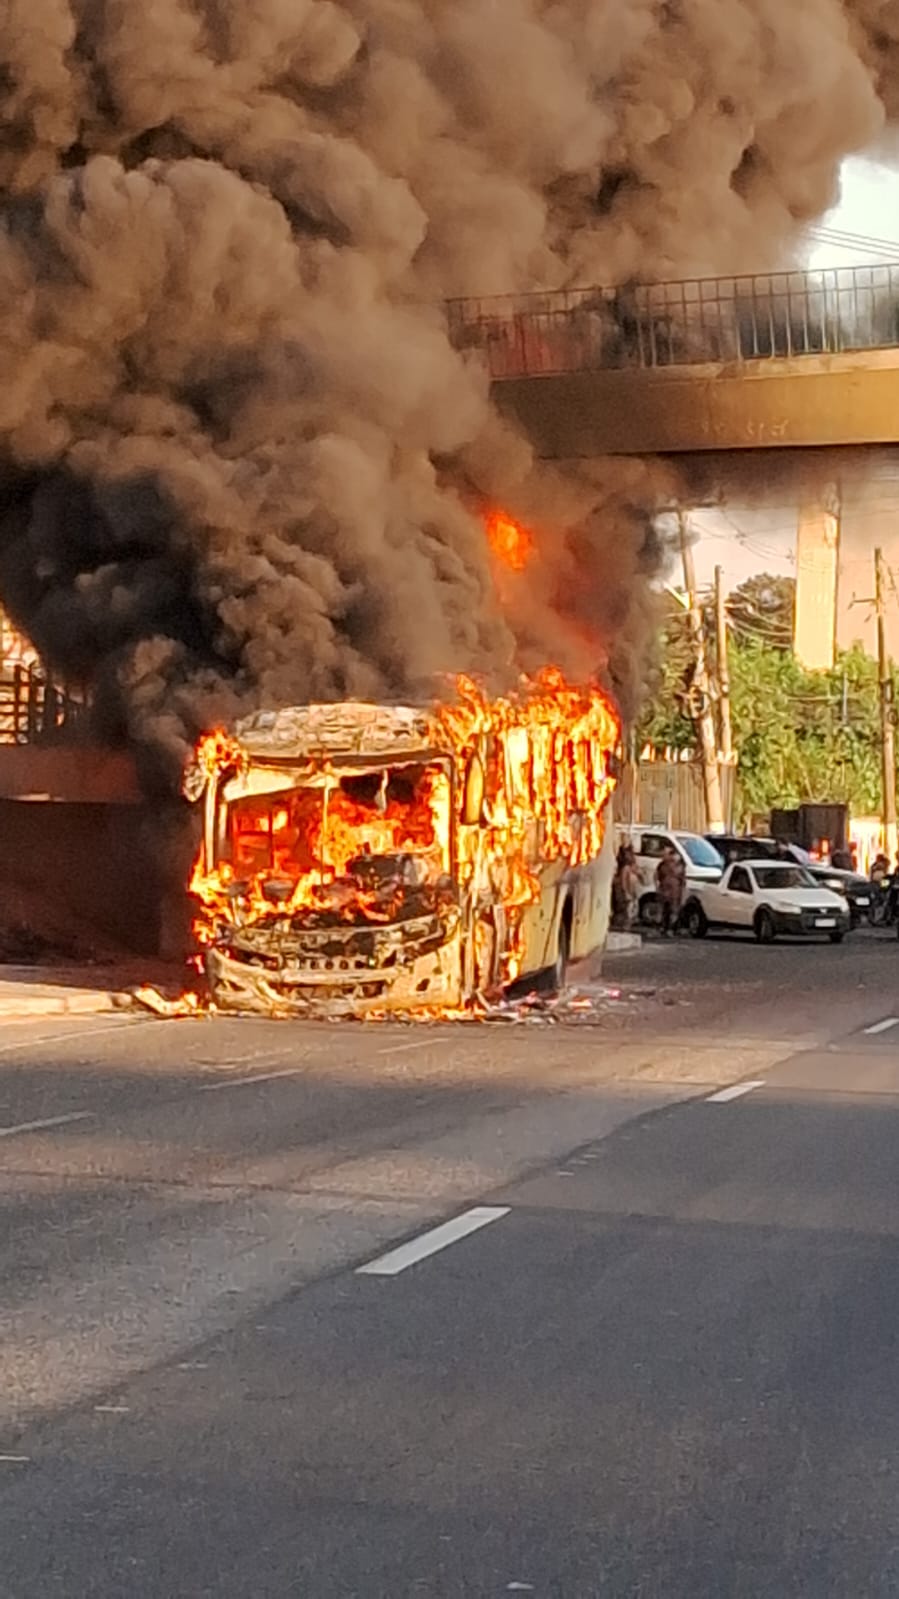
[794,498,839,670]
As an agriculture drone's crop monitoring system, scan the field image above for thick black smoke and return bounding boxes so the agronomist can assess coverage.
[0,1,895,764]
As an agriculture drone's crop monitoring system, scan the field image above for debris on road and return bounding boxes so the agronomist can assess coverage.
[128,980,655,1027]
[130,985,205,1019]
[476,984,642,1025]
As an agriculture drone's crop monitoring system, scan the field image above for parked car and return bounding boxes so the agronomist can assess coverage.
[682,859,851,944]
[705,837,872,926]
[804,864,873,927]
[704,833,810,866]
[615,825,724,925]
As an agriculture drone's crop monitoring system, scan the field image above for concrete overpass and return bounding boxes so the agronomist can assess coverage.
[447,264,899,458]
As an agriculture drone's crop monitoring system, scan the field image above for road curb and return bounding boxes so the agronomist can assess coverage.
[605,932,643,954]
[0,990,127,1018]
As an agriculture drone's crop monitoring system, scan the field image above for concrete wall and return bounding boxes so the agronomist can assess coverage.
[493,348,899,457]
[0,799,196,958]
[0,746,142,803]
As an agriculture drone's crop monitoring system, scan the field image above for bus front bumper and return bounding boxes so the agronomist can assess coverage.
[206,933,464,1017]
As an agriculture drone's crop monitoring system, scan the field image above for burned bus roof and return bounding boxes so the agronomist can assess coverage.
[232,703,445,761]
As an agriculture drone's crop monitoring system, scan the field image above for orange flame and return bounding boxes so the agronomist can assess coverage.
[183,506,620,1013]
[485,509,533,573]
[186,667,620,1006]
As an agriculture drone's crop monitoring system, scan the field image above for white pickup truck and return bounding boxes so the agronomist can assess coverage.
[681,859,851,944]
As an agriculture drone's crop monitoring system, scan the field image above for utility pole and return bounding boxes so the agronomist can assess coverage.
[679,514,724,834]
[875,548,898,861]
[714,565,733,763]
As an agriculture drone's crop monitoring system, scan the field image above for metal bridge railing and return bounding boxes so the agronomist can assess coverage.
[446,264,899,380]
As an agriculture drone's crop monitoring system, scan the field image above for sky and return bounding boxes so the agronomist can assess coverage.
[804,155,899,271]
[690,155,899,654]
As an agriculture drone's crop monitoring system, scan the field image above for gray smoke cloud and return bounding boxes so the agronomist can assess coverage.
[0,0,895,768]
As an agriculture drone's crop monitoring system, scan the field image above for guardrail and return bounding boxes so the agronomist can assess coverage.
[446,264,899,380]
[0,662,87,746]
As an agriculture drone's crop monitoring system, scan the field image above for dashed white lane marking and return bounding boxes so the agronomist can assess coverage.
[705,1081,766,1104]
[357,1205,510,1277]
[199,1067,304,1092]
[0,1455,30,1464]
[376,1039,435,1056]
[0,1110,93,1140]
[864,1016,899,1036]
[94,1405,130,1415]
[194,1046,299,1071]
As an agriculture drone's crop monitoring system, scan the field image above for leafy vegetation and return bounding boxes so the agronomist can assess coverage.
[726,573,795,651]
[638,575,891,824]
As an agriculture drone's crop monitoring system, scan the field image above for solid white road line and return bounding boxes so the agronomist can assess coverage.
[864,1016,899,1036]
[357,1206,511,1277]
[0,1019,143,1057]
[705,1081,766,1104]
[0,1110,93,1140]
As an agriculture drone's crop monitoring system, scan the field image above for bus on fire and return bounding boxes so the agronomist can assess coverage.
[185,675,620,1017]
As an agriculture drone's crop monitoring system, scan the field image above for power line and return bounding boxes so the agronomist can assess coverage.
[805,227,899,262]
[809,225,899,252]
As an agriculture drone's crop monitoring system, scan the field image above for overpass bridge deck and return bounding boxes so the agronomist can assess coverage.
[448,263,899,456]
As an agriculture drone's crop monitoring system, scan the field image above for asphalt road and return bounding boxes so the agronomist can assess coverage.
[3,932,899,1596]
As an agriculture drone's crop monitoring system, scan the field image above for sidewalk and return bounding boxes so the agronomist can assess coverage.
[605,931,642,954]
[0,962,181,1018]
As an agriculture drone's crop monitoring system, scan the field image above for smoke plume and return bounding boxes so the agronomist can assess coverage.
[0,1,895,764]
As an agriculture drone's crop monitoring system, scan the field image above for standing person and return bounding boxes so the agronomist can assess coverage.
[611,845,630,930]
[656,844,686,937]
[889,856,899,927]
[870,852,892,926]
[871,852,890,886]
[611,844,642,930]
[620,845,642,929]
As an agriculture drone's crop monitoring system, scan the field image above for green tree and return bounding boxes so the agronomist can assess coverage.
[636,596,694,752]
[638,583,890,824]
[726,640,885,822]
[727,573,795,650]
[727,637,806,816]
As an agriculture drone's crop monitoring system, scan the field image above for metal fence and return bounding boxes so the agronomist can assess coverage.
[0,661,87,745]
[615,755,736,834]
[446,264,899,380]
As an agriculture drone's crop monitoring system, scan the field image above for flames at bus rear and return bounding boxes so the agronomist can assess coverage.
[187,672,620,1017]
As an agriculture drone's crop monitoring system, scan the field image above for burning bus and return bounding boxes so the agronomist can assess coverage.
[185,671,620,1017]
